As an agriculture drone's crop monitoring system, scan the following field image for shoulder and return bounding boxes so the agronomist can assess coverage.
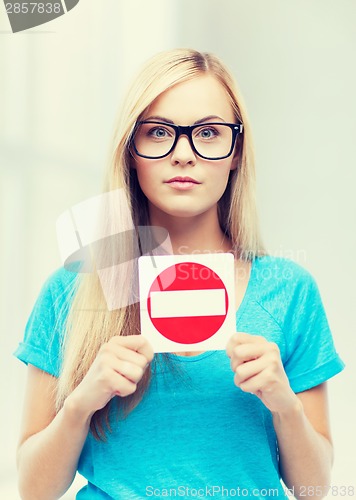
[34,265,80,317]
[250,256,322,329]
[15,266,81,377]
[253,255,313,280]
[46,265,79,292]
[252,255,318,298]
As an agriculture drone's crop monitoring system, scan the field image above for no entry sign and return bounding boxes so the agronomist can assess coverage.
[139,253,236,352]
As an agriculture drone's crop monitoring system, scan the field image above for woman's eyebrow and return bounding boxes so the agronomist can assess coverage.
[193,115,225,124]
[143,115,226,124]
[144,115,174,124]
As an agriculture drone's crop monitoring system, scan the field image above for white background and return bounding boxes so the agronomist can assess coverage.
[0,1,355,498]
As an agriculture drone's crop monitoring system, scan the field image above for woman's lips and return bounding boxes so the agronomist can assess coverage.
[165,177,201,190]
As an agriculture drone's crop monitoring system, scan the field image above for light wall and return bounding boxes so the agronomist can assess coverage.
[1,1,355,497]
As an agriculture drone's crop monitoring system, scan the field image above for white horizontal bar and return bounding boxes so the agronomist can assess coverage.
[150,289,226,318]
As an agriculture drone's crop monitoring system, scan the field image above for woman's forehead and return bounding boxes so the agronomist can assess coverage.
[143,75,235,124]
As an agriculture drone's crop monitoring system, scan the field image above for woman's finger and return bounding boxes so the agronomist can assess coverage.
[103,341,149,370]
[233,356,267,384]
[112,335,154,363]
[113,359,145,384]
[229,343,267,370]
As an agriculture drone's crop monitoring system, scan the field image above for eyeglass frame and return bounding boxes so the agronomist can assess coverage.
[131,120,244,161]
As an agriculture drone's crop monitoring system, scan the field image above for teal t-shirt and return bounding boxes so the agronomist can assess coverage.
[14,257,344,499]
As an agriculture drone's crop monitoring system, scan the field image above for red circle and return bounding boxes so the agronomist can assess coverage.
[147,262,228,344]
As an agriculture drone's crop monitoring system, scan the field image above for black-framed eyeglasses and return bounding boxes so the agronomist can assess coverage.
[131,121,243,160]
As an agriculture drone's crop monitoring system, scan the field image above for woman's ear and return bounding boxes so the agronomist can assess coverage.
[230,152,239,171]
[230,136,242,171]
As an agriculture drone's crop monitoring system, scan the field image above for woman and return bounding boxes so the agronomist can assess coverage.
[15,49,344,499]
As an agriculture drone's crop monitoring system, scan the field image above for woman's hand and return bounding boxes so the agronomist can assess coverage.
[226,332,298,414]
[66,335,154,419]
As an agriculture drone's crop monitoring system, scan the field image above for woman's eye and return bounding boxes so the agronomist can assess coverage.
[148,127,171,139]
[196,127,218,139]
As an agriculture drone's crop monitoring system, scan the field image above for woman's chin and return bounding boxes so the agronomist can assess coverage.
[158,207,206,219]
[148,199,218,221]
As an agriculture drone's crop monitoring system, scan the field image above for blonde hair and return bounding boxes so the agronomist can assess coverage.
[56,48,265,438]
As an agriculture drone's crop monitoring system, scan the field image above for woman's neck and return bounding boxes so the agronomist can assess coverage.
[148,206,232,255]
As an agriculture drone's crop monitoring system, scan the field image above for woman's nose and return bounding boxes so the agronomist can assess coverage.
[170,135,197,166]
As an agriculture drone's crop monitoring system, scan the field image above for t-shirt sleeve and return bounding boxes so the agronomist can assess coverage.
[14,268,77,377]
[282,267,345,393]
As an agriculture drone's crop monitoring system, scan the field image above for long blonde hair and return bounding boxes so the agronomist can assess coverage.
[56,48,265,438]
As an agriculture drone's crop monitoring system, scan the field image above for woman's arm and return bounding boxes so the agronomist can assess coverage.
[17,335,153,500]
[17,365,90,500]
[273,383,333,499]
[226,333,333,500]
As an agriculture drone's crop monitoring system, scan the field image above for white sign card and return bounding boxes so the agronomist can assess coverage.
[138,253,236,353]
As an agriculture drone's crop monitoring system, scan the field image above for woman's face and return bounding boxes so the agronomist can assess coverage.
[132,74,238,222]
